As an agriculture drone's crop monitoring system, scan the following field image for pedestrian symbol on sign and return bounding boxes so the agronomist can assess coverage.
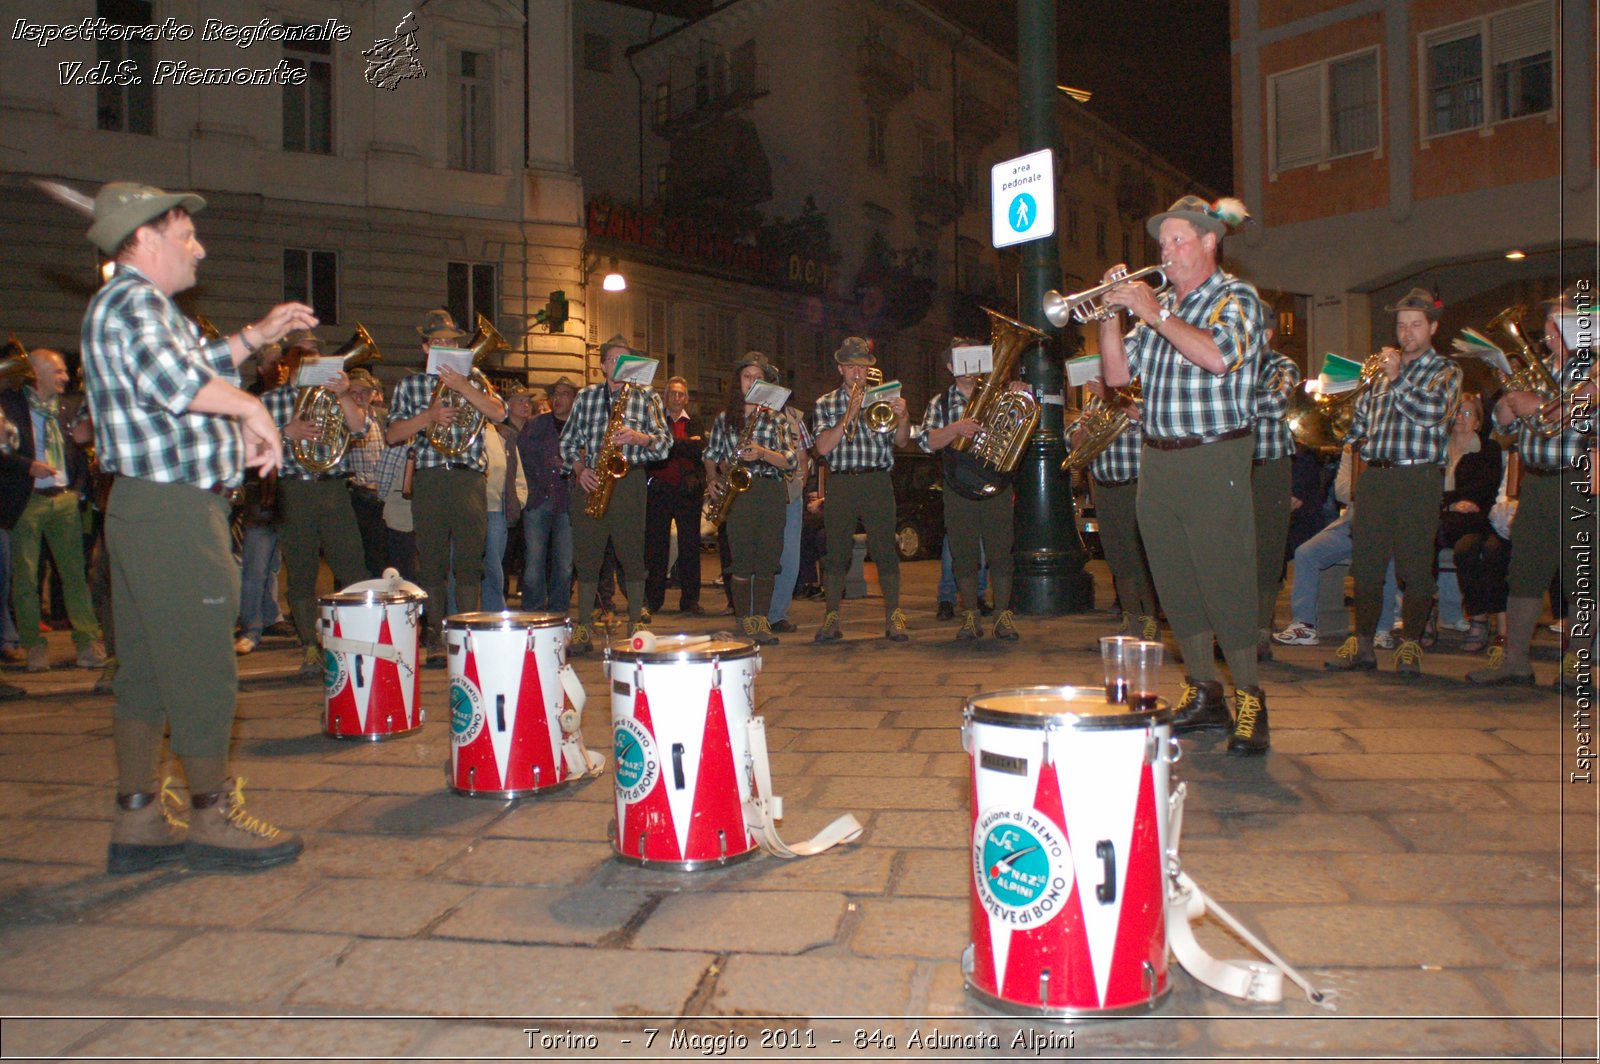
[1010,194,1036,233]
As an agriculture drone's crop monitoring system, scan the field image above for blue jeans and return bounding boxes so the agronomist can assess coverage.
[1288,514,1398,631]
[237,523,283,640]
[938,536,987,604]
[521,499,573,612]
[769,493,803,623]
[0,529,17,648]
[481,511,511,612]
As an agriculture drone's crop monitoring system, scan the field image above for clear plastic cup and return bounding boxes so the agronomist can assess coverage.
[1099,635,1137,704]
[1128,640,1164,712]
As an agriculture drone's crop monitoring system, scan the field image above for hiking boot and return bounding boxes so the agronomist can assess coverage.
[977,596,994,617]
[93,657,118,696]
[814,610,843,643]
[568,624,594,656]
[25,644,48,672]
[956,610,980,641]
[107,778,187,874]
[1171,679,1230,733]
[885,608,909,642]
[992,610,1019,642]
[1138,615,1159,641]
[1324,635,1376,672]
[1393,640,1424,678]
[297,645,324,683]
[936,601,955,621]
[1226,687,1270,756]
[1557,650,1586,694]
[76,641,108,669]
[770,618,796,633]
[639,607,652,626]
[184,778,303,871]
[750,616,779,646]
[1113,611,1135,637]
[0,645,24,667]
[1273,621,1318,646]
[1485,637,1506,670]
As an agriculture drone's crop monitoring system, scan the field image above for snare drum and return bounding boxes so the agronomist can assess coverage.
[447,612,574,798]
[319,588,425,741]
[962,686,1176,1017]
[607,634,760,869]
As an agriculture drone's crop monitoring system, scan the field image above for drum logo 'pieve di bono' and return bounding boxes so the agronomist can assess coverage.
[973,808,1073,928]
[450,678,485,746]
[322,649,346,697]
[613,717,659,802]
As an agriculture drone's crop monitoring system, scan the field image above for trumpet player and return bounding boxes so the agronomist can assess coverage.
[385,309,506,665]
[1098,195,1270,755]
[1469,291,1597,690]
[1324,288,1461,679]
[704,353,795,644]
[915,339,1021,641]
[262,330,370,682]
[1251,311,1303,660]
[812,337,912,642]
[559,335,671,654]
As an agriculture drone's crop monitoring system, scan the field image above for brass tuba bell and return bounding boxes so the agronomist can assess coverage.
[291,323,384,474]
[0,335,34,390]
[427,313,506,458]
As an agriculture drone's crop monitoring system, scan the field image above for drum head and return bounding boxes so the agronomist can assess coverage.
[607,632,757,663]
[967,685,1172,728]
[445,611,567,631]
[320,589,422,606]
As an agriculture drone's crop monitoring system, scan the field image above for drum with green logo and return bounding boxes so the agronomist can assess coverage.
[447,611,573,798]
[961,685,1176,1017]
[607,634,760,869]
[319,588,425,741]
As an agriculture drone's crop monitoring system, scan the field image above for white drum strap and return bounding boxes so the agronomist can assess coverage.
[1165,787,1333,1010]
[319,635,404,664]
[742,715,862,858]
[555,663,605,779]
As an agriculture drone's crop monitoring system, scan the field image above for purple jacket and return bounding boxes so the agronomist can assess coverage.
[517,412,568,514]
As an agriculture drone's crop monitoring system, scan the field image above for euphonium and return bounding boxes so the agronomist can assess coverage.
[0,335,34,390]
[1286,352,1385,451]
[584,382,637,520]
[843,368,899,440]
[1061,381,1141,473]
[704,405,767,528]
[946,307,1044,500]
[1485,304,1567,438]
[1043,263,1172,326]
[291,323,384,474]
[191,313,223,342]
[427,313,506,458]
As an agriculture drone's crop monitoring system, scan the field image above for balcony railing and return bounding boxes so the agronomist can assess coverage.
[651,59,771,137]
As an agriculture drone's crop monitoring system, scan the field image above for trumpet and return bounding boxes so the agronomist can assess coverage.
[427,313,505,458]
[842,368,899,439]
[290,323,383,474]
[1043,263,1172,326]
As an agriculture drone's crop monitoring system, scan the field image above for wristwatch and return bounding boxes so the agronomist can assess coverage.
[1156,308,1172,326]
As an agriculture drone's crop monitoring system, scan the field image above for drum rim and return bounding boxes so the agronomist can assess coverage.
[606,633,759,663]
[444,610,569,630]
[320,589,423,605]
[966,685,1173,728]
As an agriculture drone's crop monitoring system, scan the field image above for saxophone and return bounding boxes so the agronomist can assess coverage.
[703,407,766,528]
[583,382,636,519]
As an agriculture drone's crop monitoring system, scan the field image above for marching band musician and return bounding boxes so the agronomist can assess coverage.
[261,330,370,683]
[704,352,795,645]
[385,309,506,667]
[1469,291,1597,690]
[811,337,913,643]
[1324,287,1461,679]
[81,181,308,872]
[1097,194,1270,755]
[914,339,1021,642]
[559,335,671,654]
[1071,378,1157,644]
[1250,311,1303,661]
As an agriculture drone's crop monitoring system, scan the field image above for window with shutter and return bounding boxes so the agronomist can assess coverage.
[1490,1,1553,120]
[1272,65,1324,171]
[1328,51,1379,156]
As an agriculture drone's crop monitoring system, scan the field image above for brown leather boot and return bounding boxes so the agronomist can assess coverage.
[107,779,187,874]
[184,778,304,871]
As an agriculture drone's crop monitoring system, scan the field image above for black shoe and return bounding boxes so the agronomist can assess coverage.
[263,621,297,638]
[680,603,706,616]
[770,618,796,633]
[936,601,955,621]
[424,639,447,670]
[1171,679,1230,733]
[1226,687,1270,756]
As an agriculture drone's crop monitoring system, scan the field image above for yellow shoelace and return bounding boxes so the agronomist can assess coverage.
[996,610,1016,634]
[1233,692,1262,738]
[1177,682,1200,710]
[889,609,907,633]
[1140,616,1159,640]
[1335,636,1360,661]
[1393,641,1423,667]
[158,776,187,830]
[224,778,281,840]
[1487,644,1505,669]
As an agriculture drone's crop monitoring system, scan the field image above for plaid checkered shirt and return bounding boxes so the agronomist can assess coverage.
[262,383,365,479]
[557,382,671,472]
[1253,349,1302,461]
[343,417,386,491]
[1088,412,1144,484]
[1346,349,1461,464]
[373,439,409,496]
[1508,354,1593,469]
[706,409,796,478]
[912,383,969,453]
[387,371,490,473]
[80,264,244,487]
[815,385,896,472]
[1124,269,1263,439]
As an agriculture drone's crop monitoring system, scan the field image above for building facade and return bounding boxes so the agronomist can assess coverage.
[1231,0,1597,370]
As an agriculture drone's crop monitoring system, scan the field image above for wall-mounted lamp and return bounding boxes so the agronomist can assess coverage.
[1505,249,1527,260]
[602,257,627,292]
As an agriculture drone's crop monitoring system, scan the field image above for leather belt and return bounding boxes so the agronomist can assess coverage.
[1144,426,1251,451]
[203,483,242,503]
[1523,464,1563,477]
[829,468,889,477]
[1364,459,1438,470]
[1253,455,1288,467]
[32,486,67,498]
[1093,476,1137,487]
[290,472,348,483]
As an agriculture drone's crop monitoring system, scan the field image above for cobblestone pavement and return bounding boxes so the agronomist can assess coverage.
[0,558,1593,1062]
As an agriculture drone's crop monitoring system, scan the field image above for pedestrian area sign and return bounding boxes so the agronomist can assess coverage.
[991,148,1055,249]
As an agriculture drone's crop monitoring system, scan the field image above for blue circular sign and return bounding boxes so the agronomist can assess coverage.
[1008,193,1037,233]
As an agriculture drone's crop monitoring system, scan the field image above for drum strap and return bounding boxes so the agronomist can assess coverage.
[742,715,863,858]
[1164,785,1334,1010]
[320,635,405,665]
[556,663,606,779]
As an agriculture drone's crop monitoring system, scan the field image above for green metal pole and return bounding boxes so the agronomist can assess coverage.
[1012,0,1092,614]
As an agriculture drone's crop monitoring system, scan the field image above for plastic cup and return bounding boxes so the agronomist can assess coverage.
[1099,635,1137,704]
[1128,640,1164,712]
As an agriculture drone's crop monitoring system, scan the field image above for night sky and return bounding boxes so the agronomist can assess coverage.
[925,0,1235,191]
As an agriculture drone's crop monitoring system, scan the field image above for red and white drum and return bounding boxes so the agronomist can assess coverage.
[447,611,576,798]
[608,634,760,869]
[962,686,1176,1017]
[319,588,425,741]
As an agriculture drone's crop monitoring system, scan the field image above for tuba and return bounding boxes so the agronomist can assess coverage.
[1286,352,1385,451]
[584,382,637,519]
[945,308,1044,499]
[0,335,34,390]
[1483,305,1567,437]
[290,324,383,474]
[1062,381,1141,473]
[427,313,506,458]
[703,404,768,528]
